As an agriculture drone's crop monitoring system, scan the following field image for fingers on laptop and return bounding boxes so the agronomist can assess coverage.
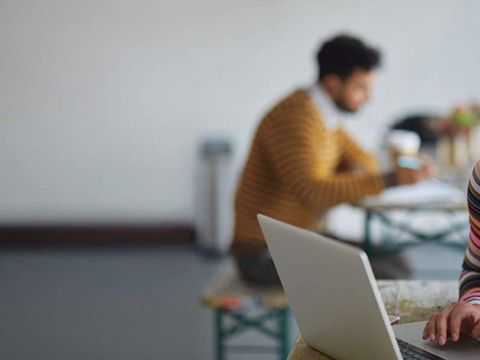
[470,322,480,340]
[423,304,453,345]
[423,303,480,345]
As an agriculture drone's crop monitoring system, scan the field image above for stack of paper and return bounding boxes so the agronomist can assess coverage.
[362,180,465,207]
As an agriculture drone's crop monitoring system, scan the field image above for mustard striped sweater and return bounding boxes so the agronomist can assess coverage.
[233,89,385,247]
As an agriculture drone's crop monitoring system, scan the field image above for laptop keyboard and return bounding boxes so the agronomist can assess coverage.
[397,338,445,359]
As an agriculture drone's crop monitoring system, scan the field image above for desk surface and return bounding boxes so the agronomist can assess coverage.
[288,280,458,360]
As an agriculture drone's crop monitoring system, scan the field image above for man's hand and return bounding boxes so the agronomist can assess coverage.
[393,166,425,185]
[423,302,480,346]
[393,153,435,186]
[419,153,437,178]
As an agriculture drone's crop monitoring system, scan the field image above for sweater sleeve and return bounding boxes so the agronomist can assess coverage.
[459,161,480,304]
[262,107,385,211]
[338,127,380,174]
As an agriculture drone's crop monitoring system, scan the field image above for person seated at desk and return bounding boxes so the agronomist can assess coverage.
[424,161,480,346]
[231,34,430,285]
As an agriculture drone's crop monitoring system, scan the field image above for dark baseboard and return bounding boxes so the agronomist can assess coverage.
[0,223,195,248]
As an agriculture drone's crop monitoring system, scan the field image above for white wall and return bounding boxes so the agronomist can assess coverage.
[1,0,480,224]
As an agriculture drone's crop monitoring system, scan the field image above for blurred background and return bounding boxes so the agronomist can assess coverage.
[1,0,480,359]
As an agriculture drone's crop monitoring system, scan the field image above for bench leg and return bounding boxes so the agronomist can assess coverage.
[363,210,373,256]
[278,308,290,359]
[215,310,225,360]
[213,307,290,359]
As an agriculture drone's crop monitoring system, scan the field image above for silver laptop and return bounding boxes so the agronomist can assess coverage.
[258,214,480,360]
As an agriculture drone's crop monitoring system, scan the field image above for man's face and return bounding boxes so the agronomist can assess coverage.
[326,69,376,113]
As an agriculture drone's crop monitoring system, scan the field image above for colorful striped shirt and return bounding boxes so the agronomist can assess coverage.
[460,161,480,304]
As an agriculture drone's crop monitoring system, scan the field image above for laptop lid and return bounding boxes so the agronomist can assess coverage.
[258,214,402,360]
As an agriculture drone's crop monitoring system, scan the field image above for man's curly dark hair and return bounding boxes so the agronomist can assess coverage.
[317,34,381,81]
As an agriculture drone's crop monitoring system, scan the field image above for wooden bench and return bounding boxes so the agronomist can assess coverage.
[201,263,290,360]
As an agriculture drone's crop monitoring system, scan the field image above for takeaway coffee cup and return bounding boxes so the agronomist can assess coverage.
[387,130,421,157]
[387,130,421,168]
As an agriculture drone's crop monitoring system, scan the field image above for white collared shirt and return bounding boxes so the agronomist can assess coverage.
[306,84,346,131]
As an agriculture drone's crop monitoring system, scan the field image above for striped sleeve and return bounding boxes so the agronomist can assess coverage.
[338,127,379,174]
[459,161,480,304]
[262,108,385,211]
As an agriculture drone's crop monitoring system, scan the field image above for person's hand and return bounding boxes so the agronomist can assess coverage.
[419,153,437,178]
[393,166,425,185]
[392,153,436,186]
[423,302,480,346]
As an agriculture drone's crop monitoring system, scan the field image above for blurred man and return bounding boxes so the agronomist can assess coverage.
[231,34,428,284]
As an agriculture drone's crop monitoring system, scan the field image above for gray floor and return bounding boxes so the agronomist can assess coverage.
[0,243,465,360]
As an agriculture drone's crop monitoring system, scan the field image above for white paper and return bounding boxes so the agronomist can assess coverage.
[362,180,465,206]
